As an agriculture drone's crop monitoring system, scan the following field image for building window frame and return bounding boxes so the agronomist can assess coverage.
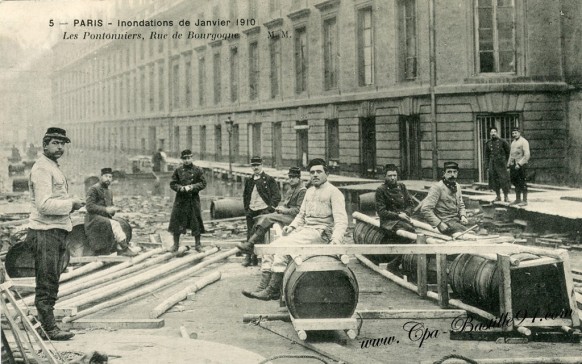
[475,0,517,74]
[322,15,339,90]
[357,5,374,86]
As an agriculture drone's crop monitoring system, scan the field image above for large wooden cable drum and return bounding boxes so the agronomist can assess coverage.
[352,220,402,265]
[210,198,245,219]
[5,234,70,278]
[448,253,570,315]
[67,217,133,256]
[283,255,359,319]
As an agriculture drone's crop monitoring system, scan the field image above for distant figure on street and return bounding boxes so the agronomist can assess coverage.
[28,127,84,341]
[243,158,348,301]
[168,149,206,253]
[10,145,21,162]
[485,127,511,202]
[27,143,38,160]
[242,156,281,267]
[421,161,469,236]
[84,167,137,257]
[152,148,167,173]
[507,127,530,206]
[239,167,306,298]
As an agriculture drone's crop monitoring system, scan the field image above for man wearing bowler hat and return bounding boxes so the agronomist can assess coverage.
[28,127,84,340]
[168,149,206,253]
[239,166,306,297]
[242,156,281,266]
[84,167,137,257]
[421,161,469,235]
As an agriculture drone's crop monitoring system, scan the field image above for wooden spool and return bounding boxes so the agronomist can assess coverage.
[210,198,245,219]
[352,220,402,265]
[357,192,376,215]
[283,255,359,319]
[12,177,28,192]
[8,163,26,176]
[5,237,70,278]
[448,253,570,315]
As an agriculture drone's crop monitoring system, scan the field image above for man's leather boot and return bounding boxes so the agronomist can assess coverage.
[250,254,259,266]
[510,192,522,205]
[241,254,252,267]
[237,226,267,253]
[242,271,272,298]
[251,272,283,301]
[117,239,138,257]
[41,327,75,341]
[193,235,202,252]
[519,192,528,206]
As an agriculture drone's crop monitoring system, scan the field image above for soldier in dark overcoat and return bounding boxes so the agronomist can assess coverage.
[168,149,206,252]
[485,127,511,202]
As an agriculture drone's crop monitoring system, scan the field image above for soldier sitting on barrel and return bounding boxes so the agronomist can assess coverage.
[374,163,416,269]
[242,158,348,301]
[420,161,469,236]
[85,168,137,257]
[238,166,306,298]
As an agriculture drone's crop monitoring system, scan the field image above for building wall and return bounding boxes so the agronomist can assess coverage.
[58,0,577,183]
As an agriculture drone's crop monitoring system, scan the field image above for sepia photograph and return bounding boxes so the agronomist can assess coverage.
[0,0,581,363]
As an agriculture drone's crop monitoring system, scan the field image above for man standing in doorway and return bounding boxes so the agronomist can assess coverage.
[168,149,206,252]
[243,158,348,301]
[242,156,281,266]
[28,127,84,340]
[485,127,511,202]
[507,127,530,206]
[421,161,469,235]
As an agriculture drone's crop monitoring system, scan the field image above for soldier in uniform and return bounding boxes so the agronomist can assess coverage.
[508,127,531,206]
[485,127,511,202]
[168,149,206,252]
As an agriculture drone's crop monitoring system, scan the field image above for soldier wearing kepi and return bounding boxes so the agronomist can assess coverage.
[507,127,531,206]
[84,167,137,257]
[28,127,84,340]
[421,161,469,236]
[244,158,348,301]
[239,167,306,298]
[168,149,206,252]
[485,127,511,202]
[242,156,281,267]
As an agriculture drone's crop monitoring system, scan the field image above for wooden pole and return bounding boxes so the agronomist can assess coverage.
[416,234,428,298]
[62,248,238,323]
[497,254,514,332]
[437,253,449,308]
[149,271,222,318]
[57,248,218,309]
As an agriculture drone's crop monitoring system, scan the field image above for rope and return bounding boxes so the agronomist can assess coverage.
[258,354,329,364]
[433,353,479,364]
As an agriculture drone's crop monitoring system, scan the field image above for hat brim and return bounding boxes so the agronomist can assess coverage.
[44,133,71,143]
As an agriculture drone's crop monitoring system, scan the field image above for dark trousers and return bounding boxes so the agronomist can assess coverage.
[245,208,271,240]
[440,218,467,235]
[29,228,68,331]
[510,164,528,196]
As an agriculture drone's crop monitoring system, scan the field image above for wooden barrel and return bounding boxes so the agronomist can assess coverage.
[357,192,376,215]
[283,255,359,319]
[84,176,100,193]
[353,220,405,266]
[448,253,569,315]
[66,217,133,257]
[12,177,29,192]
[5,235,70,278]
[8,163,25,175]
[210,198,245,219]
[401,254,440,284]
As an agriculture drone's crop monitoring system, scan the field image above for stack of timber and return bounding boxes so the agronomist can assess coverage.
[7,246,237,332]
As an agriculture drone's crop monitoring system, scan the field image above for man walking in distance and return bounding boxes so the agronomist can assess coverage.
[84,167,137,257]
[374,164,416,268]
[239,167,306,298]
[421,161,469,236]
[243,158,348,301]
[168,150,206,252]
[507,127,530,206]
[28,127,84,340]
[242,156,281,267]
[485,127,511,203]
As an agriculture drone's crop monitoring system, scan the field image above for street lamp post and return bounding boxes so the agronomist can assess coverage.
[225,116,234,181]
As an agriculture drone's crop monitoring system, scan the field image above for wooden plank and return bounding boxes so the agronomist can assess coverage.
[497,254,514,332]
[518,318,573,328]
[356,309,465,319]
[513,257,562,269]
[437,254,449,308]
[291,317,358,331]
[416,234,428,298]
[557,251,581,327]
[63,318,164,330]
[295,262,346,272]
[255,243,548,256]
[68,256,129,263]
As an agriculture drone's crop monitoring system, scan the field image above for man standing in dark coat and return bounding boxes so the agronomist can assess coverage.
[84,167,136,257]
[485,127,511,202]
[168,149,206,252]
[242,156,281,266]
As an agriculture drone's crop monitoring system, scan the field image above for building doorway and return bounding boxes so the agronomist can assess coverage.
[360,117,377,178]
[476,114,519,181]
[272,122,282,168]
[296,121,308,168]
[399,115,421,180]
